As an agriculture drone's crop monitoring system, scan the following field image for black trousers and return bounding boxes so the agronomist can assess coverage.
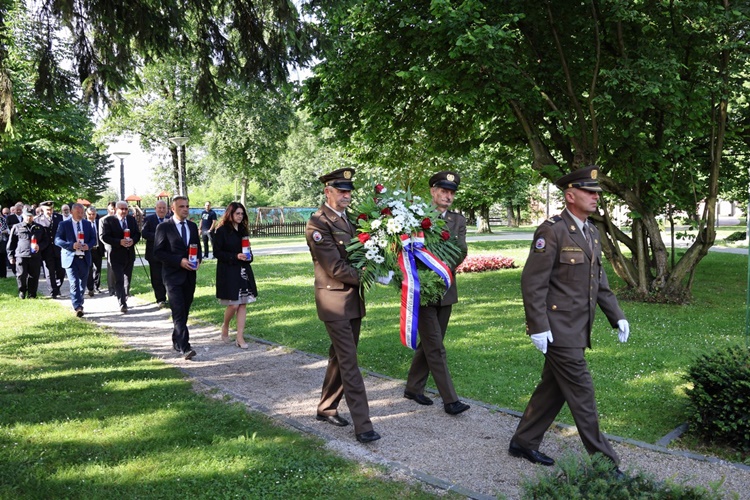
[39,246,60,294]
[110,258,133,308]
[87,246,103,291]
[15,256,41,297]
[201,230,212,257]
[147,258,167,303]
[166,275,196,353]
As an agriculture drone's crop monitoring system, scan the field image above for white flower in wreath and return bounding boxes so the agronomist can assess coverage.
[410,204,425,216]
[365,248,381,260]
[386,218,403,234]
[364,239,377,250]
[372,254,385,264]
[370,219,382,230]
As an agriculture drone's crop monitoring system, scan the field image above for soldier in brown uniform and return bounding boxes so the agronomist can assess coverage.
[403,171,471,415]
[305,167,380,444]
[509,166,630,475]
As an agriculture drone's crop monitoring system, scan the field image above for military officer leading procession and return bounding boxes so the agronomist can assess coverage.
[508,165,630,477]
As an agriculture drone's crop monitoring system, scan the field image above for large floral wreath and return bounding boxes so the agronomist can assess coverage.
[346,183,464,348]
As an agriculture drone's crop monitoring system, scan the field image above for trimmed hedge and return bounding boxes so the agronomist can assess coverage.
[684,345,750,453]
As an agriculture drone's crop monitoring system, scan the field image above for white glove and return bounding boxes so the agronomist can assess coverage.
[376,270,394,285]
[617,319,630,343]
[530,331,553,354]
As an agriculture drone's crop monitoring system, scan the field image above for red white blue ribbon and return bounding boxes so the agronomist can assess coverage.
[398,232,453,349]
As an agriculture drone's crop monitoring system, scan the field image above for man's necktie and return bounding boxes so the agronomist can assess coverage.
[77,221,82,235]
[584,222,593,251]
[181,221,188,246]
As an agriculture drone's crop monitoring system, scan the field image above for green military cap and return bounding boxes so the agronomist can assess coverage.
[319,168,356,191]
[429,171,460,191]
[555,165,602,192]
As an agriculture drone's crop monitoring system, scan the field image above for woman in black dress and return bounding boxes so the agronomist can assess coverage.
[213,202,257,348]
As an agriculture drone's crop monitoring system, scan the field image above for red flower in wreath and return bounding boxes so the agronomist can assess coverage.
[357,213,368,221]
[380,207,392,216]
[358,233,371,244]
[441,230,450,241]
[420,218,432,230]
[375,183,385,194]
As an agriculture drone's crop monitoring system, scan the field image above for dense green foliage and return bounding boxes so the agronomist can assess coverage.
[303,0,750,301]
[0,7,109,207]
[521,453,726,499]
[685,346,750,453]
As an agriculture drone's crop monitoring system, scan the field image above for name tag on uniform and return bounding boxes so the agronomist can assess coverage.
[561,247,583,252]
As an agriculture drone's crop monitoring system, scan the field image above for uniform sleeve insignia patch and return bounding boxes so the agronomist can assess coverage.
[534,237,546,251]
[312,231,323,243]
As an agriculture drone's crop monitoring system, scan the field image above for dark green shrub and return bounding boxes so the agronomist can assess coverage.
[724,231,746,243]
[521,453,725,499]
[685,346,750,453]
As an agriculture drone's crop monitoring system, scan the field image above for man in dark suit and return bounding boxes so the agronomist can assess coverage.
[142,200,169,307]
[100,201,141,313]
[305,168,380,444]
[509,166,630,475]
[35,201,63,297]
[154,196,202,360]
[54,203,97,316]
[403,171,471,415]
[85,207,103,296]
[6,203,24,228]
[99,202,116,295]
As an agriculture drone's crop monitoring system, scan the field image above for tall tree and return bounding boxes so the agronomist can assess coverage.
[205,85,295,207]
[0,0,313,131]
[304,0,750,302]
[0,5,108,206]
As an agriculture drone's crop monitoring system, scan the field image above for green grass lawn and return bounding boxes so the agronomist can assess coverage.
[0,282,441,499]
[140,240,748,448]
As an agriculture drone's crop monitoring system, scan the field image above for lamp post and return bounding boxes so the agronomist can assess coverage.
[168,136,190,196]
[112,152,130,201]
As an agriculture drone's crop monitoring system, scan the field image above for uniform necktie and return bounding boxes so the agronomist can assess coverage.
[584,222,593,251]
[181,221,188,246]
[121,218,127,231]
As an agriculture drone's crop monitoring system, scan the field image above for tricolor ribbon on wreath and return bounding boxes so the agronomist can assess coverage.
[398,232,453,349]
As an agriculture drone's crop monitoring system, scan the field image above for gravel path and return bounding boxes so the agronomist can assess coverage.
[61,286,749,500]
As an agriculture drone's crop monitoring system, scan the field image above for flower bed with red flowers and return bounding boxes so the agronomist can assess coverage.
[456,254,517,273]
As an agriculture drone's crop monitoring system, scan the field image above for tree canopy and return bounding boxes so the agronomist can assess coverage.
[303,0,750,301]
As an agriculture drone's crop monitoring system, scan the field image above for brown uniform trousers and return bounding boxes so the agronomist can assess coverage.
[405,210,468,403]
[306,204,372,434]
[513,209,625,464]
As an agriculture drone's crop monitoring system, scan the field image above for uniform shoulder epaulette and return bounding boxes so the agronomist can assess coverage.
[544,215,563,225]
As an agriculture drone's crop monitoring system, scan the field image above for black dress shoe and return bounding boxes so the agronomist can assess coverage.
[444,401,470,415]
[404,390,434,406]
[315,414,350,427]
[88,290,94,297]
[183,349,196,360]
[18,292,25,299]
[120,304,128,313]
[76,308,84,318]
[508,441,555,466]
[356,430,381,443]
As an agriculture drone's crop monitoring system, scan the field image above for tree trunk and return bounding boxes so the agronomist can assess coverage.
[170,146,179,195]
[476,205,491,233]
[179,144,189,198]
[240,177,249,207]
